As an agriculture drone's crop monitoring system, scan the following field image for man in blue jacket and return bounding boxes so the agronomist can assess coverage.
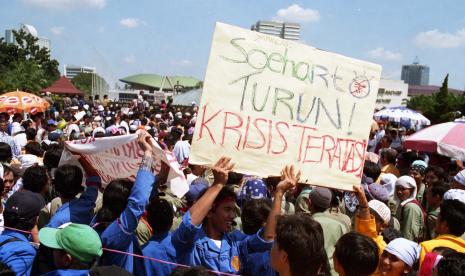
[38,223,103,276]
[47,164,100,228]
[171,157,300,275]
[0,189,45,275]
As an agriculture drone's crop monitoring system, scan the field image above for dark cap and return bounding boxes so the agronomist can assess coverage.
[309,187,332,210]
[5,190,45,219]
[184,178,209,202]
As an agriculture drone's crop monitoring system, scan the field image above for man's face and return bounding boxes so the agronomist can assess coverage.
[2,171,14,195]
[408,169,424,186]
[379,250,410,276]
[380,137,389,148]
[53,249,71,269]
[47,125,57,132]
[395,186,413,202]
[209,200,236,233]
[0,121,7,132]
[425,171,440,187]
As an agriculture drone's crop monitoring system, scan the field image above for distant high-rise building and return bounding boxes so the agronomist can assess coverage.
[251,20,300,41]
[401,58,429,85]
[64,65,97,79]
[4,24,51,51]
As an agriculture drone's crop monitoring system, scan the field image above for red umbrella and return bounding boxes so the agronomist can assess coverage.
[404,122,465,159]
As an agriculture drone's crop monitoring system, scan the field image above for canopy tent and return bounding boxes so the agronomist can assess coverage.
[119,74,201,92]
[41,76,84,96]
[173,89,202,106]
[373,106,430,129]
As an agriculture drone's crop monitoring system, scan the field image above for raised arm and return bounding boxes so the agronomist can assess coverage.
[189,157,234,226]
[263,165,300,241]
[353,185,370,220]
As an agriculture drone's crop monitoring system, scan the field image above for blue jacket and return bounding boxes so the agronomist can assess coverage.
[241,251,276,276]
[98,169,155,275]
[141,232,178,276]
[41,269,88,276]
[0,230,36,276]
[171,211,272,274]
[47,186,98,228]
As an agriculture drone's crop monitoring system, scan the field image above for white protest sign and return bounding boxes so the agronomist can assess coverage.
[59,135,189,198]
[190,22,382,190]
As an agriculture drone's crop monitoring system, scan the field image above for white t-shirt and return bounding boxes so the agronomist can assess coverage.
[210,238,222,250]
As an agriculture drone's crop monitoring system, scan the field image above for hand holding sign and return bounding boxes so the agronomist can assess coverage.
[276,165,301,195]
[137,131,153,154]
[212,156,235,186]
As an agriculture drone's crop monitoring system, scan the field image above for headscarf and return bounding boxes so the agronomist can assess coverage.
[395,175,417,206]
[384,238,420,268]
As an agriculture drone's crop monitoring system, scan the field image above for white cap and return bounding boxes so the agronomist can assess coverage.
[74,111,86,121]
[83,104,89,110]
[97,105,104,112]
[92,127,105,137]
[70,106,79,111]
[94,116,102,122]
[443,189,465,204]
[155,114,162,119]
[368,200,391,225]
[18,154,39,170]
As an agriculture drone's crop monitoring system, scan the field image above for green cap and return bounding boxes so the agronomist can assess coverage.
[39,223,103,263]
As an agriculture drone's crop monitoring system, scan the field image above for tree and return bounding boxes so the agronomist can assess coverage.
[0,30,60,93]
[407,74,465,124]
[71,72,92,97]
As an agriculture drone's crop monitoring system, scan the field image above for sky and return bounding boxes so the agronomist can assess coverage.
[1,0,465,89]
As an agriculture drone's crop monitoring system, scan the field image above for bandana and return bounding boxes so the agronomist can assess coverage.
[385,238,420,267]
[238,178,270,207]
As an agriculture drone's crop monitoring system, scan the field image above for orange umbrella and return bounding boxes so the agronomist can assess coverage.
[0,90,50,115]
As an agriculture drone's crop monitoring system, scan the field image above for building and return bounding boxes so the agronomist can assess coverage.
[375,79,409,109]
[408,85,463,97]
[4,24,51,51]
[108,89,168,103]
[401,58,430,85]
[63,65,96,79]
[251,20,300,41]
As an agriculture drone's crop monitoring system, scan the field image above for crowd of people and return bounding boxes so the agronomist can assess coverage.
[0,93,463,276]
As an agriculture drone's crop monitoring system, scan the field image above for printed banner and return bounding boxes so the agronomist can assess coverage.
[59,134,189,198]
[190,22,382,190]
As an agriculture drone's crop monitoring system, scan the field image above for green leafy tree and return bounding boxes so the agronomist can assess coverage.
[0,30,59,93]
[408,74,464,124]
[71,72,92,97]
